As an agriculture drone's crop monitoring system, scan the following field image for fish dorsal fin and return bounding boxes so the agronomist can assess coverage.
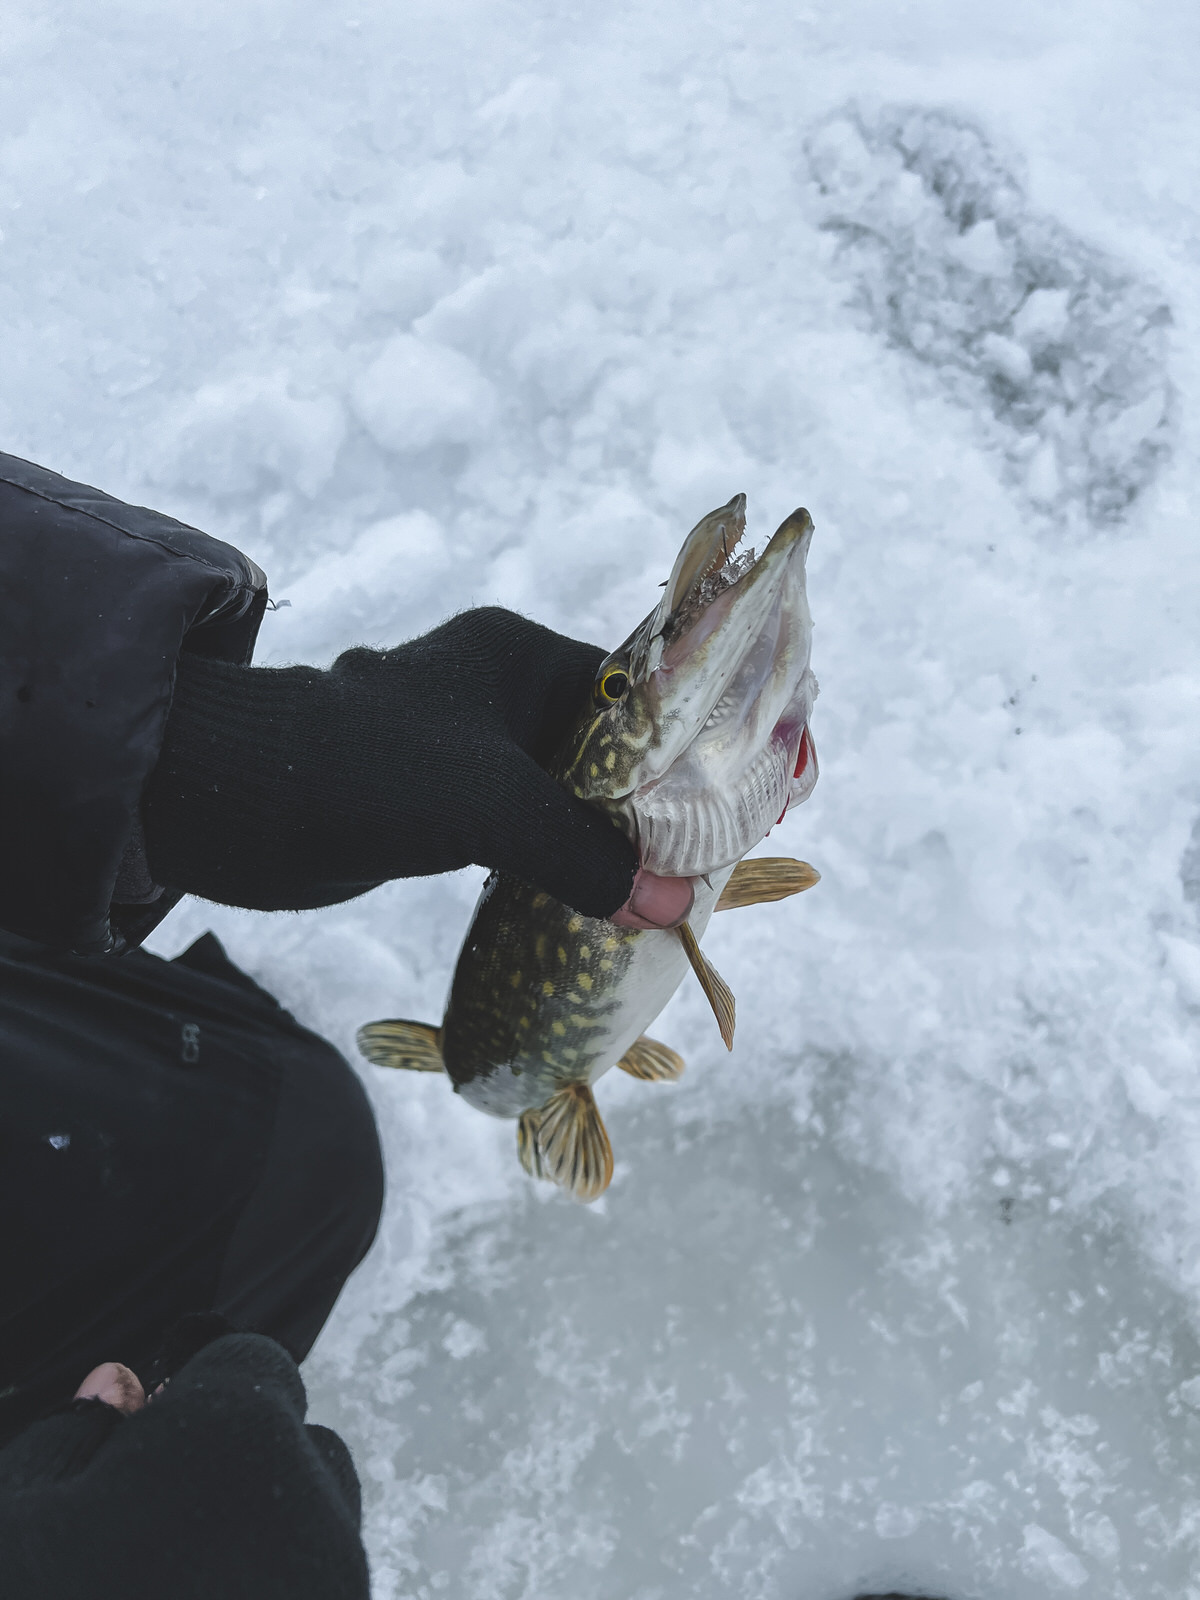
[618,1036,686,1081]
[676,922,736,1051]
[356,1019,444,1072]
[715,857,821,911]
[532,1082,614,1202]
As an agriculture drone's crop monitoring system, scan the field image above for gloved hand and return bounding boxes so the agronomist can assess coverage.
[0,1333,370,1599]
[325,608,645,913]
[144,607,649,920]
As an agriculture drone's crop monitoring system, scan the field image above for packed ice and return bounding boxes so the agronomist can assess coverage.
[3,0,1199,1595]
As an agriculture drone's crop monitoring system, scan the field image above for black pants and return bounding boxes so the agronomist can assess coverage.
[0,930,384,1447]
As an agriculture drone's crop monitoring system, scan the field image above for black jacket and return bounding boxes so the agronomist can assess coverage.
[0,452,267,954]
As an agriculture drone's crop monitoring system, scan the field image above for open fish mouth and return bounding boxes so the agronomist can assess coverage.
[605,495,819,878]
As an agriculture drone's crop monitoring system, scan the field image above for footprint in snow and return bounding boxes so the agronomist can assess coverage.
[804,105,1173,528]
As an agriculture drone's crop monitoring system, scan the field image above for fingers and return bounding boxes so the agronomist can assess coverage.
[74,1361,146,1415]
[482,759,696,928]
[397,607,606,760]
[521,635,607,764]
[610,868,696,930]
[454,609,606,760]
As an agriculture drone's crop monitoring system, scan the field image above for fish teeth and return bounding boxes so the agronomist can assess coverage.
[701,691,738,730]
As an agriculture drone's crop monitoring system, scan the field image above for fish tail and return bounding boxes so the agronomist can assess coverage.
[530,1082,613,1203]
[517,1107,545,1179]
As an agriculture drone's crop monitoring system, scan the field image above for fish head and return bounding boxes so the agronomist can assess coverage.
[560,494,819,877]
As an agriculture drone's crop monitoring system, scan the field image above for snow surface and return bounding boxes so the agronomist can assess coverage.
[4,1,1200,1594]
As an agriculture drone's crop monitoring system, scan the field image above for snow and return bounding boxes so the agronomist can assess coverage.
[3,0,1200,1594]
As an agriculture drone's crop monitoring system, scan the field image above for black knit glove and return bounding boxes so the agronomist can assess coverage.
[0,1334,369,1600]
[143,608,639,919]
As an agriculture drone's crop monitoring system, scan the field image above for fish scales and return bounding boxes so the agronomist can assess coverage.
[443,868,732,1117]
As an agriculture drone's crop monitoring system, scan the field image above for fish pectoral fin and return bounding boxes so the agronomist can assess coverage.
[618,1036,686,1081]
[533,1083,614,1202]
[715,857,821,911]
[356,1019,444,1072]
[676,922,736,1051]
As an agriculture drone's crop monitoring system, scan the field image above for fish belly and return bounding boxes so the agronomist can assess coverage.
[576,869,730,1086]
[445,868,734,1119]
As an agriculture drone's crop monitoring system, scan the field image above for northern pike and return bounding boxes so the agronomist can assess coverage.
[358,495,820,1201]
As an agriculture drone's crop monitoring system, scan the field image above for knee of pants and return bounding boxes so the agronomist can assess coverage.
[282,1031,387,1257]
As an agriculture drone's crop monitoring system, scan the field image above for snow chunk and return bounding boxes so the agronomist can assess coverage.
[1013,287,1072,347]
[1161,933,1200,1007]
[442,1319,487,1360]
[1020,1524,1089,1590]
[948,218,1010,277]
[979,331,1033,386]
[352,335,498,454]
[265,511,451,661]
[874,1502,923,1539]
[157,374,346,499]
[358,248,447,324]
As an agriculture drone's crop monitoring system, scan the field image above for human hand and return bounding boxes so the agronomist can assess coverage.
[74,1362,146,1415]
[610,867,695,930]
[147,606,700,926]
[330,608,646,918]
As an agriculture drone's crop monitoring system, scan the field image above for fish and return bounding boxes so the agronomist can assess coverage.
[357,494,820,1202]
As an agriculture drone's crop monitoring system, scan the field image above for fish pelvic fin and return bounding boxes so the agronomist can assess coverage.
[676,921,736,1051]
[356,1019,444,1072]
[517,1108,545,1179]
[532,1082,614,1202]
[715,857,821,911]
[618,1036,686,1082]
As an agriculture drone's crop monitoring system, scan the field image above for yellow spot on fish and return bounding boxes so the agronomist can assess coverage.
[542,1051,556,1065]
[579,945,591,960]
[604,749,617,771]
[510,971,522,988]
[590,763,599,777]
[571,1014,602,1028]
[551,1021,566,1037]
[578,973,593,990]
[542,981,555,996]
[599,958,613,972]
[535,934,547,960]
[603,936,619,951]
[557,946,567,965]
[568,915,583,934]
[530,892,549,910]
[563,1047,578,1061]
[518,1016,530,1029]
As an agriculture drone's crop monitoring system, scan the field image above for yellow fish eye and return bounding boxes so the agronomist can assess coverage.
[596,668,629,705]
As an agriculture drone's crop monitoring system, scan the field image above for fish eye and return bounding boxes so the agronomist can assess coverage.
[596,668,629,705]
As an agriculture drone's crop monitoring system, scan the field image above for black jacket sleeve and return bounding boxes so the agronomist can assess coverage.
[0,1333,370,1600]
[0,452,267,954]
[0,453,637,942]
